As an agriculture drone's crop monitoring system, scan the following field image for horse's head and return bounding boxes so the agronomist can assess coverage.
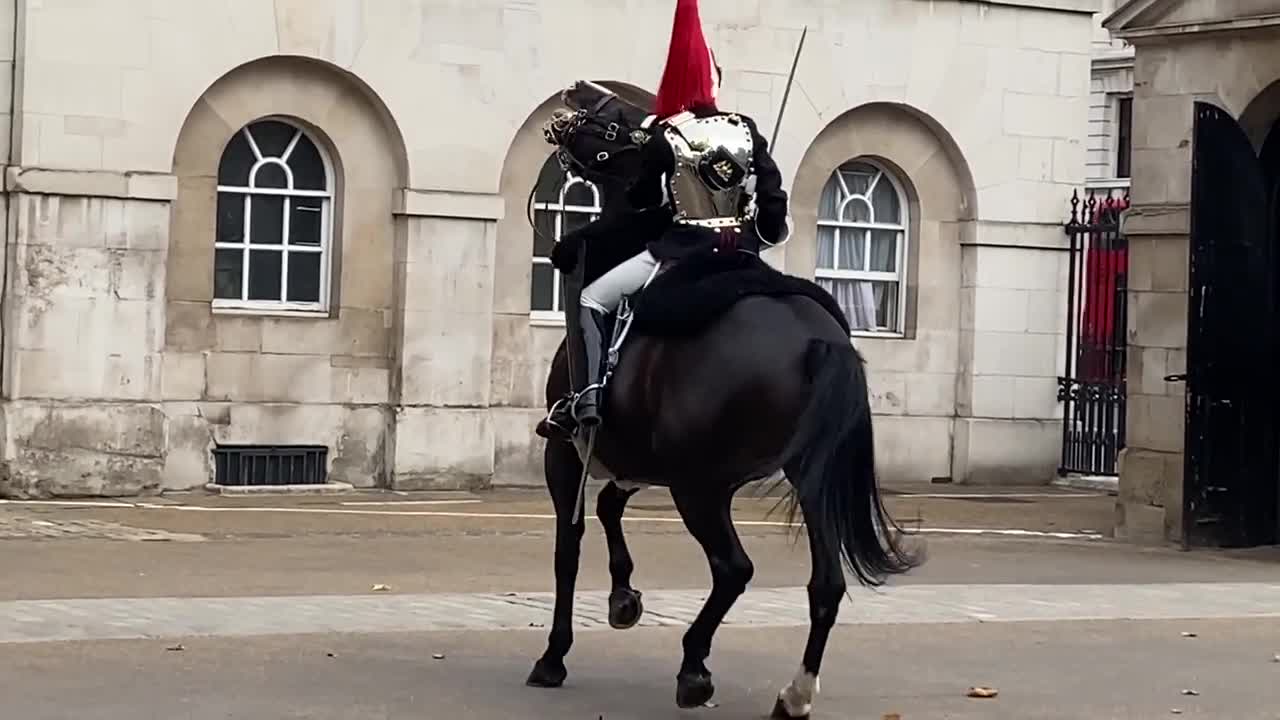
[542,81,652,187]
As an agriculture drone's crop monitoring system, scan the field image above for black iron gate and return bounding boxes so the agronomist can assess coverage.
[1058,189,1130,476]
[1184,101,1279,548]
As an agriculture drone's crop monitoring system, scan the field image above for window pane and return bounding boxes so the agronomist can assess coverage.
[247,250,283,301]
[819,277,878,331]
[253,163,288,189]
[840,166,874,196]
[289,199,324,246]
[871,176,902,224]
[816,226,836,269]
[290,133,328,191]
[218,131,255,186]
[533,210,556,257]
[869,229,899,273]
[286,252,322,303]
[842,198,871,224]
[818,177,841,220]
[564,181,597,208]
[248,120,298,159]
[838,228,865,271]
[216,193,246,244]
[531,262,555,311]
[534,157,566,203]
[249,195,284,245]
[214,248,244,300]
[562,209,594,236]
[874,281,900,331]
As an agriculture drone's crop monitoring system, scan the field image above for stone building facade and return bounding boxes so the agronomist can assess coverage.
[1107,0,1280,545]
[1087,0,1133,190]
[0,0,1100,497]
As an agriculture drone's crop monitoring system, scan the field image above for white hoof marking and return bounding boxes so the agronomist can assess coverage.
[777,668,819,717]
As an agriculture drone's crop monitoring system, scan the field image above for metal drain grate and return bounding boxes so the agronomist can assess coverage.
[212,445,329,487]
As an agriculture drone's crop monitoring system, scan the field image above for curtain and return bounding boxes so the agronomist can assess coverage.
[817,178,901,331]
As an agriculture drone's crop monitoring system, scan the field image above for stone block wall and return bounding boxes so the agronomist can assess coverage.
[0,194,169,496]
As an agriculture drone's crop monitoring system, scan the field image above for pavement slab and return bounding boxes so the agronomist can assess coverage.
[2,582,1280,644]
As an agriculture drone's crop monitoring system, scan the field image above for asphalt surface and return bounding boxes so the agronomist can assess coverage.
[3,486,1279,719]
[5,621,1280,719]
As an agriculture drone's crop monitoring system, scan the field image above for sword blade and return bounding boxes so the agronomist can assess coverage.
[769,25,808,151]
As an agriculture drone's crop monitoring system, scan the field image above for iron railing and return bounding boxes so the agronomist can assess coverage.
[1058,188,1130,476]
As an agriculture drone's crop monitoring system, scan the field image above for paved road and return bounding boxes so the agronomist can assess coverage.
[3,487,1279,718]
[5,621,1280,719]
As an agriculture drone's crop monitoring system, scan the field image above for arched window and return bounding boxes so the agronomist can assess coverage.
[815,160,909,334]
[530,155,602,317]
[214,119,334,312]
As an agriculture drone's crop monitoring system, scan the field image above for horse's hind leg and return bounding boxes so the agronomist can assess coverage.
[527,440,587,689]
[597,481,644,629]
[670,486,754,709]
[771,503,846,719]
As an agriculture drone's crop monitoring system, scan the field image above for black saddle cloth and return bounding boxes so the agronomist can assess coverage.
[627,250,851,337]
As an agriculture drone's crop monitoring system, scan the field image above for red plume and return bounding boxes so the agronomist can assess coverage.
[654,0,717,118]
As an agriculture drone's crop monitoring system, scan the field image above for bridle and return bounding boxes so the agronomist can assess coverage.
[544,89,646,183]
[529,83,650,244]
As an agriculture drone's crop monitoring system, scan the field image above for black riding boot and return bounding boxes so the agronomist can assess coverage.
[573,306,609,429]
[535,307,610,440]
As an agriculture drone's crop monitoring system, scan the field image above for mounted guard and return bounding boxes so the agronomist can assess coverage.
[523,3,918,716]
[536,0,791,442]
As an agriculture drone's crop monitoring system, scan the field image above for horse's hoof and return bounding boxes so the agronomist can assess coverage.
[676,670,715,709]
[608,588,644,630]
[771,697,809,720]
[526,658,567,688]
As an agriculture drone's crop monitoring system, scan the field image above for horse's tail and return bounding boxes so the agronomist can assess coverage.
[782,339,921,587]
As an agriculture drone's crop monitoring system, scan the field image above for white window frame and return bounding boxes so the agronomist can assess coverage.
[530,172,602,325]
[213,120,336,317]
[815,160,910,338]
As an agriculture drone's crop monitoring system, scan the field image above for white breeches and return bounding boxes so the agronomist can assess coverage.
[580,249,662,313]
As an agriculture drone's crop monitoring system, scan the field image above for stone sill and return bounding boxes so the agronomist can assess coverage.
[204,482,356,496]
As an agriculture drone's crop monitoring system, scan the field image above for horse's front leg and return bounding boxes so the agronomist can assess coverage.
[597,481,644,629]
[770,508,845,719]
[670,486,754,709]
[527,440,587,689]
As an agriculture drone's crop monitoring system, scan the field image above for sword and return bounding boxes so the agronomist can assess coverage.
[769,25,808,151]
[746,25,806,234]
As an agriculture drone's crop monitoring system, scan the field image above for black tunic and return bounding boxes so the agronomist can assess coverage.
[552,106,789,284]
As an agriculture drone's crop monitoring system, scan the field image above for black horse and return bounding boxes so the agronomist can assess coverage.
[526,81,921,719]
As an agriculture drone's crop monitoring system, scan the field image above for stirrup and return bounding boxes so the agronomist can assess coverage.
[537,396,576,441]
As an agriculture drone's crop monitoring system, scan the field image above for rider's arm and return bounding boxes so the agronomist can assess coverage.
[744,118,790,245]
[625,131,674,210]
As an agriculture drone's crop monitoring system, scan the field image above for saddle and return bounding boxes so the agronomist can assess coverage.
[624,250,851,338]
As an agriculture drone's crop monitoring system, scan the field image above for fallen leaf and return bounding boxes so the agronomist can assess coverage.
[1180,632,1198,638]
[967,687,998,699]
[372,584,391,592]
[1181,689,1200,696]
[165,644,184,652]
[432,653,446,660]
